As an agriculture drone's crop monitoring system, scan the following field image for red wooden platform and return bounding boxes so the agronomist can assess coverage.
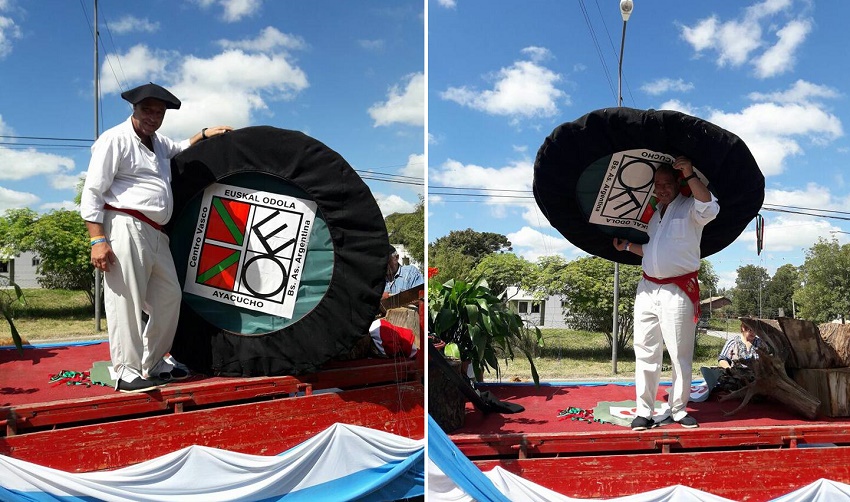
[451,382,850,501]
[0,340,424,472]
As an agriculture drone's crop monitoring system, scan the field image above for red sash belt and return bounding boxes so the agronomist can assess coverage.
[104,203,163,231]
[643,271,701,323]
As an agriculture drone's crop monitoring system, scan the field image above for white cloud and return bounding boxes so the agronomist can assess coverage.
[0,186,38,211]
[753,19,811,78]
[100,45,172,95]
[374,193,415,217]
[196,0,262,22]
[369,72,424,127]
[358,39,385,51]
[660,80,842,177]
[748,79,838,105]
[641,78,694,96]
[520,46,551,63]
[431,158,532,193]
[401,153,424,181]
[679,0,809,78]
[108,16,160,34]
[40,200,78,211]
[764,183,846,212]
[437,0,457,8]
[737,214,840,253]
[506,226,580,262]
[707,101,842,176]
[0,147,76,181]
[0,10,22,59]
[157,48,308,139]
[658,99,697,116]
[0,114,11,135]
[440,50,565,119]
[217,26,306,52]
[50,173,84,190]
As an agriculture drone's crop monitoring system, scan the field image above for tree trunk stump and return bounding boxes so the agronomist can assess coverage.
[719,347,821,420]
[819,323,850,367]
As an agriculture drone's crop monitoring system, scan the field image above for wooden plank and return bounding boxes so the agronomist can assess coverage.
[452,423,850,458]
[474,447,850,501]
[0,382,423,472]
[0,357,417,437]
[794,368,850,417]
[2,376,306,434]
[778,317,841,369]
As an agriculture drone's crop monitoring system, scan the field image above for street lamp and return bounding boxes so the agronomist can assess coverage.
[612,0,633,374]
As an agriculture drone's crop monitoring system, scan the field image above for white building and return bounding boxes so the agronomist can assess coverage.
[502,287,569,329]
[391,243,420,269]
[0,251,42,289]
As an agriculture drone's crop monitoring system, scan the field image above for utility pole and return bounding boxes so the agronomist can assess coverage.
[612,0,634,374]
[93,0,103,331]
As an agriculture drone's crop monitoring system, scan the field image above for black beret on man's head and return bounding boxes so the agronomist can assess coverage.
[121,83,181,110]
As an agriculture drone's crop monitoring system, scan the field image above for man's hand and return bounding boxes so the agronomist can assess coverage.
[91,242,115,272]
[673,156,694,176]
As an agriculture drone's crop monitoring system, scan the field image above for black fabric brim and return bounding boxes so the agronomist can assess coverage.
[533,107,765,265]
[167,126,387,376]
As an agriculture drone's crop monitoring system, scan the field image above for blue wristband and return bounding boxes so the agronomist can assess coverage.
[90,238,107,246]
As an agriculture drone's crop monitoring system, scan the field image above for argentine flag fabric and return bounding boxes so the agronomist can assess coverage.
[0,423,424,501]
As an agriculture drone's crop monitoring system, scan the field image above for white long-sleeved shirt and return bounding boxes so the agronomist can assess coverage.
[641,193,720,279]
[80,117,190,225]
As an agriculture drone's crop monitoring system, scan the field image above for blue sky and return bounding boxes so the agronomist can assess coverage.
[429,0,850,289]
[0,0,423,218]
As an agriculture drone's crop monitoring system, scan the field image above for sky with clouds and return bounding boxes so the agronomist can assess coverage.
[0,0,423,217]
[429,0,850,289]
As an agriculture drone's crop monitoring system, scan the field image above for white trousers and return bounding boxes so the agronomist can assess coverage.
[633,278,696,421]
[103,212,182,382]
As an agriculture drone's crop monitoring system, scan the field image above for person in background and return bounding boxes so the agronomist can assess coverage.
[80,82,233,393]
[718,322,762,368]
[384,245,424,298]
[613,157,720,430]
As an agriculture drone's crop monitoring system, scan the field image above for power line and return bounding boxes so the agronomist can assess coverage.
[577,0,617,103]
[0,135,92,142]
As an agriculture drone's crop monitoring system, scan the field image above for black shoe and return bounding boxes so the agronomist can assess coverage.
[116,377,163,393]
[169,367,190,380]
[676,414,699,428]
[631,416,654,431]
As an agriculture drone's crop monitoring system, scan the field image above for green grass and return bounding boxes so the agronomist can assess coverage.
[489,327,728,382]
[0,289,106,343]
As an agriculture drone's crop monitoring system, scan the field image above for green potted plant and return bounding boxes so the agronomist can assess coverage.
[429,275,542,385]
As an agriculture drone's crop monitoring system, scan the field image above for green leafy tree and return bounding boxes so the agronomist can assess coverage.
[0,209,95,305]
[732,264,770,317]
[470,252,537,296]
[384,196,424,265]
[0,209,38,257]
[431,229,511,266]
[28,210,93,301]
[698,259,719,300]
[428,246,475,286]
[795,239,850,323]
[765,264,799,318]
[533,255,642,352]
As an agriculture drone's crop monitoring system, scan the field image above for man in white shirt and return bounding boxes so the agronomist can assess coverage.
[80,83,232,392]
[612,157,719,430]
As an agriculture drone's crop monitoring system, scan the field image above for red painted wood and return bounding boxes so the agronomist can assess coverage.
[1,358,420,436]
[2,376,306,434]
[475,447,850,501]
[452,423,850,458]
[0,382,423,472]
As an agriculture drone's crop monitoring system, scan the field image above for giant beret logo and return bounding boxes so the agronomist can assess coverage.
[184,183,317,319]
